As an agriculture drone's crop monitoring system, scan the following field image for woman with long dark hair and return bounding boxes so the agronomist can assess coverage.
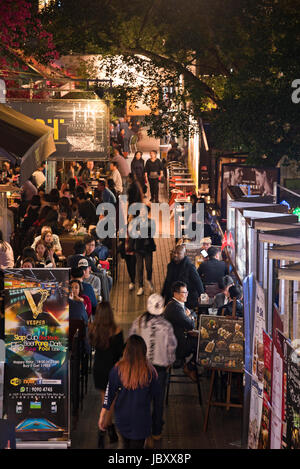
[99,334,160,449]
[88,302,124,448]
[131,151,146,193]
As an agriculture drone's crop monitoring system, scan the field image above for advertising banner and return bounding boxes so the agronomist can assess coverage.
[4,268,69,442]
[258,331,272,449]
[221,164,280,216]
[216,155,247,209]
[286,342,300,449]
[270,329,285,449]
[8,99,109,160]
[248,281,266,449]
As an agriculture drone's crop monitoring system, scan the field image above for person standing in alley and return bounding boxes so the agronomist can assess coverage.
[129,294,177,442]
[145,150,163,203]
[98,335,160,449]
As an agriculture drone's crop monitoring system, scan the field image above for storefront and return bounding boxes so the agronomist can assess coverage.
[7,99,110,191]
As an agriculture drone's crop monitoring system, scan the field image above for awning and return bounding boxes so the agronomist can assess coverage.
[0,103,56,185]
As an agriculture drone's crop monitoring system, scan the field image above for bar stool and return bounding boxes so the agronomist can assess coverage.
[165,359,202,406]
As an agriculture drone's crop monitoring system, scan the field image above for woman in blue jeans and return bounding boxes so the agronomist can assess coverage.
[98,335,160,449]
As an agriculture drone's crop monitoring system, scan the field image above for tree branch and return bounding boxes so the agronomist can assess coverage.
[121,45,220,104]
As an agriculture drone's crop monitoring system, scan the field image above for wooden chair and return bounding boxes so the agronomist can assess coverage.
[165,360,202,407]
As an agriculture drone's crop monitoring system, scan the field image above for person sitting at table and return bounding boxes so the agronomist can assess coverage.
[84,234,102,271]
[70,278,92,318]
[163,281,198,382]
[197,246,228,288]
[107,178,118,200]
[217,284,243,317]
[66,239,83,265]
[32,226,62,257]
[77,192,98,229]
[71,266,98,315]
[79,160,95,181]
[40,228,62,259]
[21,257,36,268]
[78,257,102,301]
[212,275,234,308]
[69,291,90,354]
[0,230,14,269]
[94,179,116,206]
[34,239,56,268]
[15,246,37,267]
[109,161,123,195]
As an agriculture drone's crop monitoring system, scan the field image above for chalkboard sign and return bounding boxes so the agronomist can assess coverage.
[8,99,110,160]
[197,315,244,371]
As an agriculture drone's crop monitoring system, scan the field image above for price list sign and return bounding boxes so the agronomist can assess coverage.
[4,269,69,442]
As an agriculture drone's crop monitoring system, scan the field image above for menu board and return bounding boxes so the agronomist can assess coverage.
[197,315,244,371]
[4,268,69,442]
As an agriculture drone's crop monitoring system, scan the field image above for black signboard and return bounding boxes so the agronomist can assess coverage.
[8,99,110,160]
[197,315,244,371]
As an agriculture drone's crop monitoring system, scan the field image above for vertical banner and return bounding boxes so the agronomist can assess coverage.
[248,281,266,449]
[258,331,272,449]
[4,269,69,443]
[270,329,285,449]
[286,342,300,449]
[242,274,255,447]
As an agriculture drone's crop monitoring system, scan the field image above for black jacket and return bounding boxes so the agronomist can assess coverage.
[131,157,145,183]
[164,299,194,359]
[197,258,228,285]
[217,299,243,318]
[162,256,204,309]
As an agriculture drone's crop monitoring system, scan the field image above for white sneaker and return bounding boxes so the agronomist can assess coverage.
[129,283,135,291]
[137,287,144,296]
[147,281,154,292]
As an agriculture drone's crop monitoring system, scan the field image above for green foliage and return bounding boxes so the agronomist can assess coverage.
[40,0,300,165]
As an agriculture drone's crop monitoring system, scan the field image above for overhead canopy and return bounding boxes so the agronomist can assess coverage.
[0,103,56,185]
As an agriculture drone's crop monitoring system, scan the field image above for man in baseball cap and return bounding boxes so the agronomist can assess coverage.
[129,293,177,443]
[77,257,102,301]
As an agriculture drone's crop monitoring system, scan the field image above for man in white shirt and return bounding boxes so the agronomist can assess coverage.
[109,161,123,195]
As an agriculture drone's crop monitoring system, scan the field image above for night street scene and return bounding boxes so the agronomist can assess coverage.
[0,0,300,455]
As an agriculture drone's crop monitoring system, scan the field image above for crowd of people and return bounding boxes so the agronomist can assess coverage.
[0,116,244,450]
